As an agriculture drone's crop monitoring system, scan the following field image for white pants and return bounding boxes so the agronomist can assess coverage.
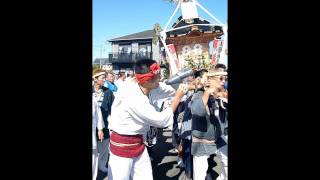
[216,145,228,180]
[92,149,99,180]
[193,155,209,180]
[108,147,153,180]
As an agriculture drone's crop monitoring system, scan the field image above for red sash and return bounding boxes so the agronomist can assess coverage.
[109,131,145,158]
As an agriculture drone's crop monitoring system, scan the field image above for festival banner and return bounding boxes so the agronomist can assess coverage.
[167,44,180,74]
[212,39,223,65]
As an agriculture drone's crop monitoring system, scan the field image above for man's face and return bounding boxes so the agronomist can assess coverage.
[199,72,209,87]
[193,75,204,89]
[106,73,115,82]
[219,76,227,87]
[207,75,226,90]
[95,75,106,86]
[183,76,195,83]
[145,73,161,90]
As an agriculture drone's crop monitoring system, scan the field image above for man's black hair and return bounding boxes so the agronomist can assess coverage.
[194,69,208,78]
[215,63,227,70]
[135,59,157,74]
[118,72,126,77]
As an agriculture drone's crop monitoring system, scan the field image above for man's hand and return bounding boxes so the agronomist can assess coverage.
[178,84,188,94]
[204,79,221,95]
[98,129,104,142]
[186,79,198,90]
[216,91,228,99]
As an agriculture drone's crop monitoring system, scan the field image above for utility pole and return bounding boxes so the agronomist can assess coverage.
[100,44,102,69]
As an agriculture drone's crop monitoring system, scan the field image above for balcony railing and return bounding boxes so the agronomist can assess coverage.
[109,52,152,63]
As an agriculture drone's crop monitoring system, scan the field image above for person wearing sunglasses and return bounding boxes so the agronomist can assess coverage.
[190,69,228,180]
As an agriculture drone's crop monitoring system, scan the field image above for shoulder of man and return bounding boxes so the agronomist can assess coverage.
[101,85,109,92]
[102,86,114,97]
[191,90,204,101]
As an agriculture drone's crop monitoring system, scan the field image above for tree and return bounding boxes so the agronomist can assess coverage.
[92,64,100,72]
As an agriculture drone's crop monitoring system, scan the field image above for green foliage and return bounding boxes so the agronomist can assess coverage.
[152,23,162,45]
[184,53,214,70]
[163,61,170,79]
[92,64,100,72]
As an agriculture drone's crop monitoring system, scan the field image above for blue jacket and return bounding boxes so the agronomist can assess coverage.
[104,81,118,92]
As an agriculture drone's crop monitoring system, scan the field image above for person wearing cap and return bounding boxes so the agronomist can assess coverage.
[107,59,194,180]
[92,70,105,180]
[190,69,228,180]
[92,69,115,180]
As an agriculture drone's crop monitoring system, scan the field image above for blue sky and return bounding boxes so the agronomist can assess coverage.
[93,0,228,61]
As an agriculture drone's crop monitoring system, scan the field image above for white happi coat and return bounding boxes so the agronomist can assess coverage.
[107,79,177,180]
[149,82,176,111]
[92,95,105,150]
[108,80,174,135]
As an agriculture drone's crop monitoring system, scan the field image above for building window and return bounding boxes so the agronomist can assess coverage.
[119,44,131,54]
[139,43,151,56]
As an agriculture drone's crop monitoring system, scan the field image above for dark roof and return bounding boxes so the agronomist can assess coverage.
[93,58,111,64]
[108,30,154,42]
[167,16,223,37]
[162,16,224,45]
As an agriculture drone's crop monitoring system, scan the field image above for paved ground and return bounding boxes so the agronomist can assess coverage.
[150,128,222,180]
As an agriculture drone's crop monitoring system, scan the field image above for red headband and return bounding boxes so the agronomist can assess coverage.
[135,63,160,84]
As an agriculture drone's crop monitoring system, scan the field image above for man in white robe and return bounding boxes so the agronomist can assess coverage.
[92,91,104,180]
[107,59,192,180]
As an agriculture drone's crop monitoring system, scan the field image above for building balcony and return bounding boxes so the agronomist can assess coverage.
[109,52,152,63]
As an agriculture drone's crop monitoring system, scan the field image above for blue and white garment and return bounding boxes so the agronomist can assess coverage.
[92,94,105,150]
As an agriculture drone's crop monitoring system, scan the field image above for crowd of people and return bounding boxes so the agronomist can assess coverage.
[92,59,228,180]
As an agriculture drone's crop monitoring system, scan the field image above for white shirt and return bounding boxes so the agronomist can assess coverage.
[114,79,126,90]
[92,94,105,149]
[126,76,134,81]
[149,82,176,111]
[108,80,174,135]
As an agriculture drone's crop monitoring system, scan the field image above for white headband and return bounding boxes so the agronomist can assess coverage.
[206,71,228,77]
[92,72,106,79]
